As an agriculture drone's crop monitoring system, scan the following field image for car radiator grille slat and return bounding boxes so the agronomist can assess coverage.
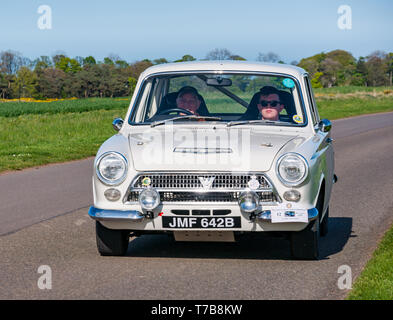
[132,173,271,190]
[125,173,279,204]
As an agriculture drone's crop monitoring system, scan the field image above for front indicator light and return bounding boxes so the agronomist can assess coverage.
[283,190,301,202]
[104,188,121,201]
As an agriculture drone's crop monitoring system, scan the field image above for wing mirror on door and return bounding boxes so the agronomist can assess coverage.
[112,118,124,132]
[318,119,332,133]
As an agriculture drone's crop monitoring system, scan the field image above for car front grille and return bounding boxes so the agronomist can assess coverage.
[132,173,271,190]
[125,172,280,204]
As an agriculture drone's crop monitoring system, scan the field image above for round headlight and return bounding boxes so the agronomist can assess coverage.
[139,188,160,210]
[276,153,308,186]
[238,191,259,213]
[96,152,127,185]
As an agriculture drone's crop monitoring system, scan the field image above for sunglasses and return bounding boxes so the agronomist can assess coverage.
[259,100,281,107]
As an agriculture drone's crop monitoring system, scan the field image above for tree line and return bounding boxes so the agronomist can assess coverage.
[0,48,392,100]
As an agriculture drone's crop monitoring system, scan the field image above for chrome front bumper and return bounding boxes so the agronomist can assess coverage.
[88,206,318,223]
[88,207,144,222]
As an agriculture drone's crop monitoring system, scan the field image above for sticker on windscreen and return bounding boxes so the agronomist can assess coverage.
[283,78,295,89]
[293,115,303,123]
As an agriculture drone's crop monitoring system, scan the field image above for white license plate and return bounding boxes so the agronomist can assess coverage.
[270,209,308,223]
[162,216,241,229]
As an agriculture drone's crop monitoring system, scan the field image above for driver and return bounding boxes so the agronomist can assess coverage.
[176,86,203,116]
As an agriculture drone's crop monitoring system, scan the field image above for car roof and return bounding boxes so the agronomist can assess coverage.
[140,60,307,79]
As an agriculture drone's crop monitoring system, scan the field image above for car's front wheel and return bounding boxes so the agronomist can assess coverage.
[95,221,129,256]
[290,217,320,260]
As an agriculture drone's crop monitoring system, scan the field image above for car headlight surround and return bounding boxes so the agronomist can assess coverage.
[96,152,128,186]
[276,153,309,187]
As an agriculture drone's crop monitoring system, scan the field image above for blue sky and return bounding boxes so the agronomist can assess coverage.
[0,0,392,63]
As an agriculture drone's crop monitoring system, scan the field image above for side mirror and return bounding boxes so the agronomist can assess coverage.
[318,119,332,133]
[112,118,124,132]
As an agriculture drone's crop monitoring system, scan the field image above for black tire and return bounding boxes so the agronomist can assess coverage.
[320,206,329,237]
[290,217,320,260]
[95,221,129,256]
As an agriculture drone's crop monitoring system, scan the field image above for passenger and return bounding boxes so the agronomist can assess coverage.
[256,86,285,121]
[241,86,284,121]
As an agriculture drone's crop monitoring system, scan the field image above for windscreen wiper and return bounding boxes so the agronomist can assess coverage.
[226,119,281,127]
[150,115,222,128]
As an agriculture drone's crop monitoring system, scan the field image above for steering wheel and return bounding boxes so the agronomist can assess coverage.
[157,108,194,116]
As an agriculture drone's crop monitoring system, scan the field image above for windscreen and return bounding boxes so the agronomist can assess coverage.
[130,73,306,126]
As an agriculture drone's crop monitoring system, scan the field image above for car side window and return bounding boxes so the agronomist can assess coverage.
[304,76,319,126]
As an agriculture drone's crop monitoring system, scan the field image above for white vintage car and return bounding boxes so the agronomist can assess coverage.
[89,61,336,260]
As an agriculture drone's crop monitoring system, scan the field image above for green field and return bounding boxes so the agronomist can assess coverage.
[317,96,393,120]
[0,108,127,171]
[314,86,393,94]
[0,97,131,171]
[0,97,130,117]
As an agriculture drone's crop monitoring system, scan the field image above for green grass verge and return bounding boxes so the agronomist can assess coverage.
[347,222,393,300]
[0,108,127,172]
[314,86,392,94]
[317,97,393,120]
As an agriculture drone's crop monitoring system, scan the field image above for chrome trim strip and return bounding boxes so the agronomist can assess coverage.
[129,188,273,192]
[257,207,318,222]
[88,206,144,222]
[173,147,233,154]
[124,200,280,206]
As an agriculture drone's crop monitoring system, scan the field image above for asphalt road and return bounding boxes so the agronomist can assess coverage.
[1,112,393,300]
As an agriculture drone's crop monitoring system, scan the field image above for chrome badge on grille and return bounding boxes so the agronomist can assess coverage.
[198,176,215,190]
[248,175,260,190]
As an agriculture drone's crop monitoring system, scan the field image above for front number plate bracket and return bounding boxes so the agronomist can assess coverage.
[174,231,235,242]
